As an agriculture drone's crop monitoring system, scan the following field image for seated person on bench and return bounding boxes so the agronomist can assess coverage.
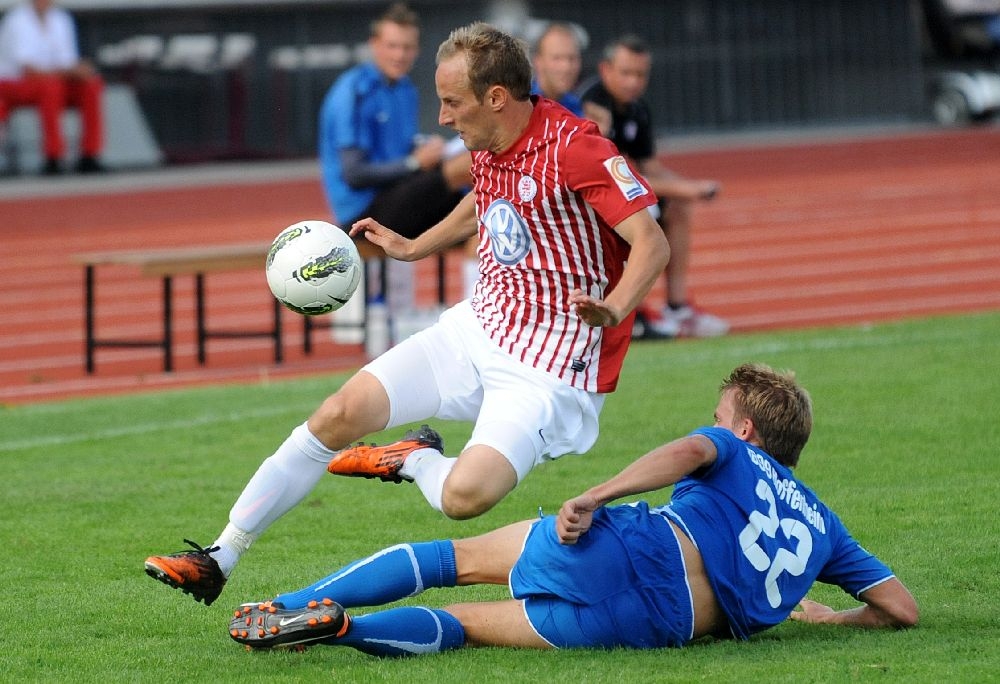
[0,0,105,175]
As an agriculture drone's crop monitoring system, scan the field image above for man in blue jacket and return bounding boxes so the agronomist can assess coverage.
[318,3,467,311]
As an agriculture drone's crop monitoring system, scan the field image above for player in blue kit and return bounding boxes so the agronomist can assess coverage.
[228,363,917,655]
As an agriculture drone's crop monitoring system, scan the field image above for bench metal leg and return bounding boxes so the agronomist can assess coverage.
[81,265,175,373]
[303,314,314,355]
[195,273,206,364]
[272,296,283,364]
[162,276,173,372]
[85,264,96,374]
[196,271,284,364]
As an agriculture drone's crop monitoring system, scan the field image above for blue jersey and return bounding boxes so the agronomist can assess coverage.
[658,427,894,639]
[530,79,583,116]
[318,62,420,224]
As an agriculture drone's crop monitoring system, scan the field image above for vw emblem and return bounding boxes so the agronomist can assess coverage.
[483,199,531,265]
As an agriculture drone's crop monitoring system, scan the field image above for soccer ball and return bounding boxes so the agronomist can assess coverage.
[265,220,362,315]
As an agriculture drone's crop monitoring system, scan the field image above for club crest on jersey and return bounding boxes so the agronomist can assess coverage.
[603,155,648,201]
[483,199,532,265]
[517,176,538,202]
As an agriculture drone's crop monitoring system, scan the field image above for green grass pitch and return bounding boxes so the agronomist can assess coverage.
[2,311,998,682]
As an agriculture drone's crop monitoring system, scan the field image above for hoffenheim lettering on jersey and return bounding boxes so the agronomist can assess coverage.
[747,447,826,535]
[603,155,648,201]
[483,199,532,265]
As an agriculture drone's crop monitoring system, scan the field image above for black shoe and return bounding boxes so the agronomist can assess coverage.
[144,539,227,605]
[75,156,105,174]
[42,158,61,176]
[230,598,350,649]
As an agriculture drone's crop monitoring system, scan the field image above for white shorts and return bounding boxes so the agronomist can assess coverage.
[363,301,605,482]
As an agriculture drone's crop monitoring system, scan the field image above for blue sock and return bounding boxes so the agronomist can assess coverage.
[274,540,457,610]
[323,606,465,657]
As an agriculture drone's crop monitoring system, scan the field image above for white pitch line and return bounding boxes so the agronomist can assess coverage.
[2,322,991,453]
[0,404,311,453]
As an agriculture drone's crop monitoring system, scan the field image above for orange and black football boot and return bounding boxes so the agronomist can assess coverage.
[144,539,227,605]
[327,424,443,483]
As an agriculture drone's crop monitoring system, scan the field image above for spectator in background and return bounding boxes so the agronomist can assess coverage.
[530,22,584,115]
[582,35,727,339]
[318,2,468,317]
[0,0,105,175]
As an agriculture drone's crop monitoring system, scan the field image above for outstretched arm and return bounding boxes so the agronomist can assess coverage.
[556,434,717,544]
[350,192,478,262]
[638,157,719,202]
[789,578,918,629]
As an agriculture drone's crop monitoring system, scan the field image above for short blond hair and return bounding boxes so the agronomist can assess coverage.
[721,363,813,468]
[436,22,531,102]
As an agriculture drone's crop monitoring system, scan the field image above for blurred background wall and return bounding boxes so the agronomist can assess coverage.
[6,0,994,164]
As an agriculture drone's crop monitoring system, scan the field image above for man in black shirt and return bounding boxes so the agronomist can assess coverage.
[581,35,727,339]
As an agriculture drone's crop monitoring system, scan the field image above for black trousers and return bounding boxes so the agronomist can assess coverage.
[363,168,465,239]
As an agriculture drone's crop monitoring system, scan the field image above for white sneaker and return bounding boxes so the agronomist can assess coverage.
[632,307,679,340]
[664,304,729,338]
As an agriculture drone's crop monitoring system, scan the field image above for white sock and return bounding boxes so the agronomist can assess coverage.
[399,448,455,512]
[211,523,256,578]
[215,422,333,573]
[462,259,479,300]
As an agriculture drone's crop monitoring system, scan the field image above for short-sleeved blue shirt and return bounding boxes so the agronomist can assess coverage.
[530,78,583,117]
[658,427,894,639]
[318,62,419,224]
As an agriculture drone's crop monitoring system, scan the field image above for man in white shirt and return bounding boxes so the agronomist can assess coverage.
[0,0,104,174]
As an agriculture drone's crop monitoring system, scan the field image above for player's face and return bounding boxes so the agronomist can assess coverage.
[713,389,739,432]
[600,47,651,105]
[533,30,581,99]
[714,388,753,441]
[436,54,498,153]
[370,21,419,82]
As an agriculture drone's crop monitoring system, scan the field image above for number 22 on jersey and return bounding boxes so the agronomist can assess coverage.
[738,478,814,608]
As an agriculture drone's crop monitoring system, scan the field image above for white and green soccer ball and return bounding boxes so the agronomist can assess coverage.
[265,220,362,315]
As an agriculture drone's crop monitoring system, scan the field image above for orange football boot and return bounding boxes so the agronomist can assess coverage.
[327,424,443,483]
[144,539,227,605]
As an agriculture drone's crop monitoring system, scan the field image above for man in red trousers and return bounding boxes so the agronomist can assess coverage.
[0,0,104,175]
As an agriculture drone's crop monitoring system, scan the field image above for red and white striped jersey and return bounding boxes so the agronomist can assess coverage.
[470,97,656,393]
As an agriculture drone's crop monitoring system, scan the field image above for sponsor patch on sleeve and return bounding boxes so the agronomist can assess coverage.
[602,155,648,201]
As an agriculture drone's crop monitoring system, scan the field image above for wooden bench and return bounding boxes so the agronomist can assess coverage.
[75,243,284,373]
[74,239,448,374]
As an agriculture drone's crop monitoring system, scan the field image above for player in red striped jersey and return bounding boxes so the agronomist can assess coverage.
[144,21,669,607]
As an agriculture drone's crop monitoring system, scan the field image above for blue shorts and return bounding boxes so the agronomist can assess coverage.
[509,502,695,649]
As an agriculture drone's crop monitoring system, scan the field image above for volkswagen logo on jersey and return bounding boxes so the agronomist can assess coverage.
[603,155,648,201]
[483,199,532,265]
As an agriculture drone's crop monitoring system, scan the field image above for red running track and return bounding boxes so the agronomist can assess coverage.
[2,127,999,404]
